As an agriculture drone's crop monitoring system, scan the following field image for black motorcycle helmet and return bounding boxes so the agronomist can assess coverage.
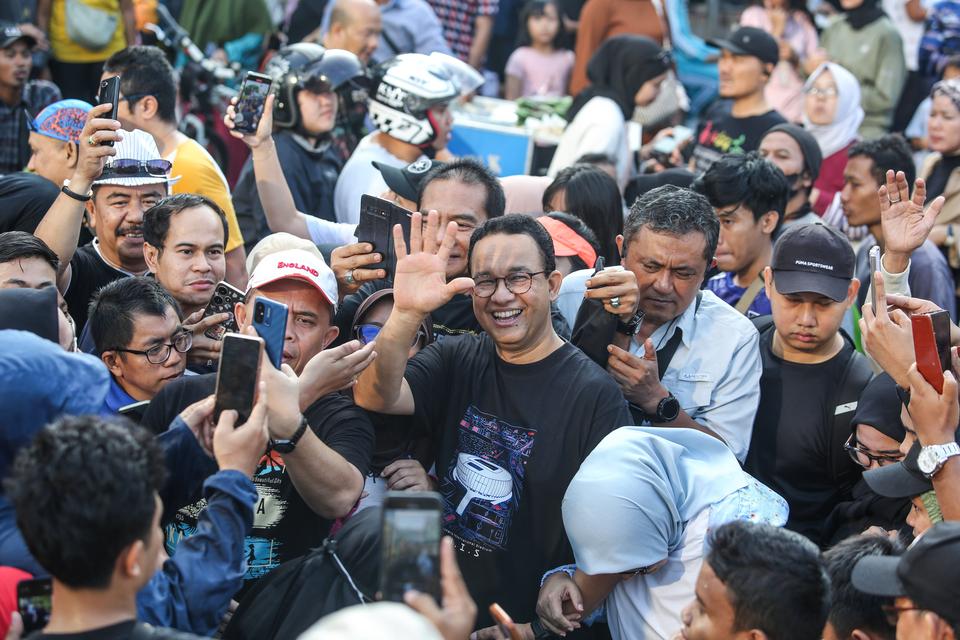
[265,43,369,130]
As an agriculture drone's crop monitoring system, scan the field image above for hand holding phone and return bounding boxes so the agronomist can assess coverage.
[356,195,412,281]
[490,604,525,640]
[869,245,882,312]
[214,333,264,423]
[233,72,273,134]
[97,75,121,146]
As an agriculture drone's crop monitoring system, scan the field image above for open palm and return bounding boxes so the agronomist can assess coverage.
[879,170,944,255]
[392,211,475,315]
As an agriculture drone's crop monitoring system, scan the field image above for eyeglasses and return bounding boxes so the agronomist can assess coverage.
[473,271,547,298]
[100,159,172,182]
[844,433,902,468]
[881,603,924,627]
[354,323,426,348]
[113,330,193,364]
[804,86,838,98]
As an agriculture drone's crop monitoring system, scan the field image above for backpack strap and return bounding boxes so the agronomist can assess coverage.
[734,276,765,315]
[829,348,875,484]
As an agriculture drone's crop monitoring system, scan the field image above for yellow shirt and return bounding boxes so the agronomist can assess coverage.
[168,138,245,253]
[50,0,127,63]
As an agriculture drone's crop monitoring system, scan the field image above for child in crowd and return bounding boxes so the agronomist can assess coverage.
[503,0,574,100]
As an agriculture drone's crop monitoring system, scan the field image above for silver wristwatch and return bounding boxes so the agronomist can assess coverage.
[918,442,960,478]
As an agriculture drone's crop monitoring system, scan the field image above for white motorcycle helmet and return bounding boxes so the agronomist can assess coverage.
[368,53,461,148]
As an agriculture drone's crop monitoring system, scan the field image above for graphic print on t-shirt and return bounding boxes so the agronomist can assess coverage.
[165,450,292,581]
[440,405,536,554]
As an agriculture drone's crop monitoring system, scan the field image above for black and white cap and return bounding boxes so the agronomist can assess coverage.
[771,222,855,302]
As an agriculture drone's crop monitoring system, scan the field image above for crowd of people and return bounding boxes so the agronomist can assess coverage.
[1,0,960,638]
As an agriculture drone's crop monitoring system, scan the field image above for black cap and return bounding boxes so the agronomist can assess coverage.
[708,27,779,66]
[771,222,855,302]
[852,521,960,624]
[764,123,823,182]
[372,158,444,203]
[0,23,36,49]
[863,440,933,498]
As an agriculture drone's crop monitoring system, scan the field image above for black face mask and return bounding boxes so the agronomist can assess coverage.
[783,171,804,198]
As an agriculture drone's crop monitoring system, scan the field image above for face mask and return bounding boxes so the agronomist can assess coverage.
[783,171,803,198]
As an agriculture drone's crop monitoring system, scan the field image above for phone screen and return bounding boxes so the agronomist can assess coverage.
[234,73,272,134]
[380,495,442,603]
[18,578,52,633]
[214,334,262,423]
[97,75,121,144]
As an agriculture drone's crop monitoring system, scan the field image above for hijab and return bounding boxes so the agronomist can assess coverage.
[562,427,748,574]
[567,35,669,122]
[0,286,59,343]
[803,62,864,158]
[840,0,886,30]
[850,372,906,442]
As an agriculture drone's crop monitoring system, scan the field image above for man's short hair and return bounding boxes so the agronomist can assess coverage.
[0,232,59,272]
[623,185,719,264]
[468,214,557,274]
[4,416,167,589]
[88,276,181,355]
[692,151,788,233]
[143,193,229,250]
[103,46,178,123]
[848,135,915,188]
[707,521,830,640]
[823,534,900,640]
[417,158,506,219]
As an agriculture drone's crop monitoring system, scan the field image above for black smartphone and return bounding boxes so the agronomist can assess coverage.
[214,333,263,423]
[202,281,245,340]
[98,75,121,146]
[118,399,150,422]
[17,578,52,634]
[356,194,412,281]
[379,491,442,603]
[233,71,273,134]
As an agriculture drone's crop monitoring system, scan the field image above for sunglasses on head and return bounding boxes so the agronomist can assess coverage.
[101,159,172,179]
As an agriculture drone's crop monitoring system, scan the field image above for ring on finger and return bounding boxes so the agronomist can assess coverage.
[889,195,901,204]
[345,269,355,285]
[87,135,97,146]
[610,296,621,309]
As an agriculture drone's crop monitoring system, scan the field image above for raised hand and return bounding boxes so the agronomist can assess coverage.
[71,102,123,189]
[392,211,474,316]
[878,170,944,261]
[298,339,378,408]
[224,93,275,149]
[213,383,270,477]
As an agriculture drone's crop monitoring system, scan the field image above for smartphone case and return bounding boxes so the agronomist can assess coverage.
[203,282,244,340]
[913,313,946,394]
[99,75,121,146]
[234,72,273,134]
[253,297,288,369]
[356,195,412,281]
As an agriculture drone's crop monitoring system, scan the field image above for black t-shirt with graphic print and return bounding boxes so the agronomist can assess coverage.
[690,102,786,175]
[404,333,631,627]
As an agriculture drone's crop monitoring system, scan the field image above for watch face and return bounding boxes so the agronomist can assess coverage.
[918,447,939,475]
[660,395,681,422]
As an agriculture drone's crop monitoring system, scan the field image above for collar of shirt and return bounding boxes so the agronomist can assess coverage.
[91,238,150,277]
[104,376,137,414]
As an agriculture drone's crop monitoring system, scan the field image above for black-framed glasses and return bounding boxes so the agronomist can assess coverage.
[844,433,902,468]
[473,271,547,298]
[355,323,426,348]
[881,603,923,627]
[113,330,192,364]
[100,158,172,181]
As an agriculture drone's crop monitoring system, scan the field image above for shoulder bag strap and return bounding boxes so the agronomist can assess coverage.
[734,276,765,315]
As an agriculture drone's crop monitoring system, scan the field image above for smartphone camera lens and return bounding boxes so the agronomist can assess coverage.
[213,295,223,305]
[254,303,265,323]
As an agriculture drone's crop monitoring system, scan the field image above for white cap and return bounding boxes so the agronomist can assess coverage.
[247,248,338,312]
[246,232,324,275]
[93,129,181,187]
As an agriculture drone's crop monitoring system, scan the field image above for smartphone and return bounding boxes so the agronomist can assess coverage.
[356,195,412,281]
[912,312,951,394]
[202,281,245,340]
[379,491,442,603]
[490,604,525,640]
[17,578,52,634]
[252,296,288,369]
[652,125,694,156]
[869,245,882,312]
[233,71,273,134]
[118,399,150,422]
[214,333,263,423]
[98,75,121,145]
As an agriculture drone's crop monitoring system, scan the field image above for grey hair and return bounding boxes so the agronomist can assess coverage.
[623,185,719,263]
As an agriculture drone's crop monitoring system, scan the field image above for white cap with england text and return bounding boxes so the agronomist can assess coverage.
[246,248,338,312]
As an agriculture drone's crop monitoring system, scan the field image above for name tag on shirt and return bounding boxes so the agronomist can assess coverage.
[678,372,713,382]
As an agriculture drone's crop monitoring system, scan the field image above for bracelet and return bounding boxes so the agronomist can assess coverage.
[61,183,92,202]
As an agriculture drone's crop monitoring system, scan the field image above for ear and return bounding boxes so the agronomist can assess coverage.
[143,242,161,273]
[846,277,861,307]
[65,141,79,169]
[850,629,874,640]
[138,95,160,120]
[321,324,340,349]
[760,210,779,235]
[616,234,624,259]
[800,170,814,190]
[85,199,98,231]
[235,300,248,330]
[120,538,146,579]
[763,266,774,297]
[101,351,124,378]
[547,269,563,301]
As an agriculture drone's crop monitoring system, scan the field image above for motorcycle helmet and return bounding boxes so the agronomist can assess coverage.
[368,53,460,148]
[266,43,368,130]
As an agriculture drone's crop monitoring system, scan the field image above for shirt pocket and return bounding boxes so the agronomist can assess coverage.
[671,371,715,412]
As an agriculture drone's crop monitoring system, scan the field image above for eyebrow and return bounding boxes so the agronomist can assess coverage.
[474,264,538,277]
[293,310,320,320]
[173,242,225,250]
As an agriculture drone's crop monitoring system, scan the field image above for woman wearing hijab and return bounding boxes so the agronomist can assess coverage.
[804,62,864,215]
[819,0,906,139]
[548,36,670,189]
[533,427,787,640]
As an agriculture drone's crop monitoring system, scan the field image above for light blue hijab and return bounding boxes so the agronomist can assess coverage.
[562,427,749,574]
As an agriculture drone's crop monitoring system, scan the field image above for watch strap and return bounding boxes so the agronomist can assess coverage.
[269,415,309,453]
[61,183,92,202]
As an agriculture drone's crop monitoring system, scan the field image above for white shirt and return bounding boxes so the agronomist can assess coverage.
[304,216,358,247]
[548,97,630,188]
[333,133,426,225]
[556,270,762,461]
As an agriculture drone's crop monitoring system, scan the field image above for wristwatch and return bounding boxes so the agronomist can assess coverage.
[269,415,310,454]
[918,442,960,478]
[61,179,92,202]
[651,393,681,423]
[616,310,645,336]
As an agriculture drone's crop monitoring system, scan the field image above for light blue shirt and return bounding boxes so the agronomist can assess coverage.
[556,270,762,462]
